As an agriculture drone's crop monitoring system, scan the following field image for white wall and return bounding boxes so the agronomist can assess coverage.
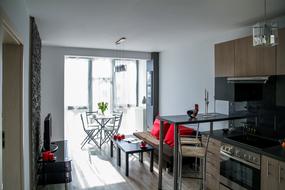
[41,45,151,141]
[0,0,30,189]
[159,17,285,131]
[159,27,254,130]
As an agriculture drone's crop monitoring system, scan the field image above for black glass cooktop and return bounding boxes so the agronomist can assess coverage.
[227,135,280,149]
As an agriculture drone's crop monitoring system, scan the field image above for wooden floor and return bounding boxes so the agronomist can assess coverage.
[39,112,201,190]
[38,141,201,190]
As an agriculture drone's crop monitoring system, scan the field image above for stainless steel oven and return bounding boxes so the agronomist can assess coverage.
[220,143,261,190]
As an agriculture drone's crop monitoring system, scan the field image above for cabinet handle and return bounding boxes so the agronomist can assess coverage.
[280,166,284,183]
[279,165,281,183]
[267,160,270,176]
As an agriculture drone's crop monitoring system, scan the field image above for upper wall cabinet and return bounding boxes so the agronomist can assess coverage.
[234,36,255,76]
[215,35,277,77]
[234,36,276,76]
[277,28,285,75]
[215,40,235,77]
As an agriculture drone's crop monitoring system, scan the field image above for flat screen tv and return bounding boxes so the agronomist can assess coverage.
[43,113,52,151]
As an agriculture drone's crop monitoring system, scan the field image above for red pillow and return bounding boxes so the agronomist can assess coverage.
[150,119,170,139]
[164,124,194,147]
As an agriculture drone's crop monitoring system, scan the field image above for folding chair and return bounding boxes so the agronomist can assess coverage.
[80,113,100,149]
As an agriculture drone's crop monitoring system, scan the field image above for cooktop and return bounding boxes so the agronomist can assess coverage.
[227,134,280,149]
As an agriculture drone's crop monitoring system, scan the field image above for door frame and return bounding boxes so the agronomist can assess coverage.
[0,8,24,190]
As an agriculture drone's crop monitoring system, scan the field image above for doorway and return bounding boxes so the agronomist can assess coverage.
[0,18,24,190]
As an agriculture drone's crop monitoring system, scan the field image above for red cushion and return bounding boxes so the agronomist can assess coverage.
[164,124,194,147]
[150,119,170,139]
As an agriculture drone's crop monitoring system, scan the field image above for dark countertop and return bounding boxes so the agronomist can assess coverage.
[158,112,256,125]
[204,129,285,162]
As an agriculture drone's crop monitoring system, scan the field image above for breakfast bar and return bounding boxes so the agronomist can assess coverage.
[157,112,257,190]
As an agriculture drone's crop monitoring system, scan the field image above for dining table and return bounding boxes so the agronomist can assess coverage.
[91,113,116,149]
[157,112,257,190]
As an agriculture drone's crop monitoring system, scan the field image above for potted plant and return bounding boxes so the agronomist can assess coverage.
[98,102,108,115]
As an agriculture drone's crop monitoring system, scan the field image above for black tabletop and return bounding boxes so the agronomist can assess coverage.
[113,136,154,153]
[158,112,256,125]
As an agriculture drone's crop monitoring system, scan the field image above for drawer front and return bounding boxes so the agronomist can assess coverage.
[207,150,220,162]
[206,162,219,177]
[206,172,219,190]
[208,138,221,154]
[219,183,231,190]
[278,161,285,190]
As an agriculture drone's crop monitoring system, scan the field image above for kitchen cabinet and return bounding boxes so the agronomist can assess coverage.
[277,28,285,75]
[234,36,255,76]
[257,46,276,76]
[261,155,285,190]
[205,137,221,190]
[215,40,235,77]
[215,36,276,77]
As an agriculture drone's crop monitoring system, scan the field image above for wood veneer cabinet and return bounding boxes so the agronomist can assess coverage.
[234,36,276,76]
[234,36,255,76]
[215,40,235,77]
[277,28,285,75]
[261,155,285,190]
[205,137,221,190]
[215,36,276,77]
[258,46,276,76]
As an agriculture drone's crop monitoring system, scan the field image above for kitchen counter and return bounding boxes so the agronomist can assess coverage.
[204,129,285,162]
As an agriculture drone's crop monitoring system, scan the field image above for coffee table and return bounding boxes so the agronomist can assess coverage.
[110,135,154,176]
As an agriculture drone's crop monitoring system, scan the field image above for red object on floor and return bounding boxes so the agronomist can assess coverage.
[150,119,170,139]
[164,124,194,147]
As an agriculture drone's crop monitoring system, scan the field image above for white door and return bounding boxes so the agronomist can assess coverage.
[2,44,23,190]
[1,20,23,189]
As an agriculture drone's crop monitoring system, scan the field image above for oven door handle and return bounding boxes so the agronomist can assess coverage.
[220,151,260,170]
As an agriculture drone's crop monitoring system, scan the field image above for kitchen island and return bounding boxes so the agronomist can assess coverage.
[157,112,257,190]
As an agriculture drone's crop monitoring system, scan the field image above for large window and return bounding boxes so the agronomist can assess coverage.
[92,58,113,111]
[65,57,89,108]
[113,59,137,108]
[65,57,140,111]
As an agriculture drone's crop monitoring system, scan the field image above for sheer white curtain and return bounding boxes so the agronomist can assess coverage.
[114,59,137,108]
[92,58,113,111]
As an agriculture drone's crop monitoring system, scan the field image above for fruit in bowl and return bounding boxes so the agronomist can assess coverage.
[115,134,125,141]
[140,141,147,148]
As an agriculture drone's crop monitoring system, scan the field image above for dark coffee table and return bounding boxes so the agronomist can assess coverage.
[110,135,154,176]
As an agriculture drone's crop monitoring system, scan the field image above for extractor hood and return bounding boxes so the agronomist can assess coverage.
[227,76,269,84]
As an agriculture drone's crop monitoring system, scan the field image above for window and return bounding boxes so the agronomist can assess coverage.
[113,59,137,108]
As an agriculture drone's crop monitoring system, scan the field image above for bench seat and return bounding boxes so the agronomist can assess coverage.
[133,131,173,166]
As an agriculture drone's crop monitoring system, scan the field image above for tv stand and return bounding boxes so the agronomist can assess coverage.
[38,140,72,185]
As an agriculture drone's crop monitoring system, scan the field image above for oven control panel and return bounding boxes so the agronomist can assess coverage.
[221,143,261,166]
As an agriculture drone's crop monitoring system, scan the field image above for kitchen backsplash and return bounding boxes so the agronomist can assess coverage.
[216,75,285,140]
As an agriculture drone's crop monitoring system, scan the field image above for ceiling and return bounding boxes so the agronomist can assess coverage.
[27,0,285,52]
